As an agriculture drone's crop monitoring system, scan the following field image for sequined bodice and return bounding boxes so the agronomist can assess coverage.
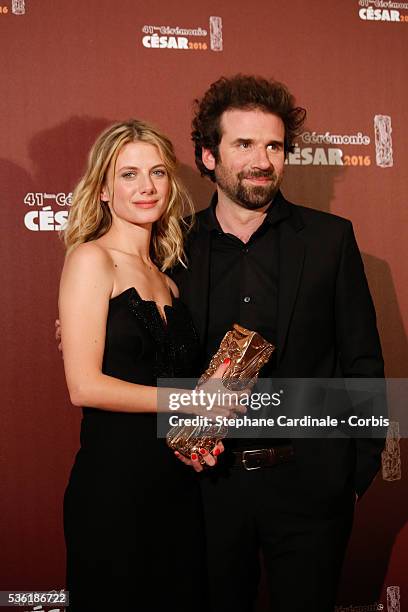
[102,287,200,383]
[80,287,200,449]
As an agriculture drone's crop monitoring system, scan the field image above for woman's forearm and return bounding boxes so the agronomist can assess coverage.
[68,372,162,413]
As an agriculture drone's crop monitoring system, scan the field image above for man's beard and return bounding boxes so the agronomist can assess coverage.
[214,165,282,210]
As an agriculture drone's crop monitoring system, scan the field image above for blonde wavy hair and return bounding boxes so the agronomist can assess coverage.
[63,119,195,270]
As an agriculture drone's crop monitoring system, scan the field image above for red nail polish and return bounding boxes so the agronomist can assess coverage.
[213,447,220,456]
[223,358,231,365]
[199,448,208,455]
[191,453,198,461]
[174,451,180,456]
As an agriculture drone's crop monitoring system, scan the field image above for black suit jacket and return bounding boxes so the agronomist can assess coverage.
[172,192,385,501]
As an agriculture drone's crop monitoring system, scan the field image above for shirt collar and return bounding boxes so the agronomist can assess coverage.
[206,190,290,233]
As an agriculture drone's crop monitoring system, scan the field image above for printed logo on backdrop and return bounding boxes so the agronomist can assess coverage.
[0,0,25,14]
[23,191,71,232]
[334,585,401,612]
[142,16,222,51]
[382,421,402,481]
[387,586,401,612]
[287,115,393,167]
[358,0,408,22]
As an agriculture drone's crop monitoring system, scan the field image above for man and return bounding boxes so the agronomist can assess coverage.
[171,75,384,612]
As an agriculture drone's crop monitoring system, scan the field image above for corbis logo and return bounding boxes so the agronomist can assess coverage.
[358,0,408,22]
[23,191,71,232]
[141,16,222,51]
[287,115,393,168]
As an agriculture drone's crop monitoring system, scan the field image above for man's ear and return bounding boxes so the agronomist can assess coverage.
[100,184,110,202]
[202,148,216,171]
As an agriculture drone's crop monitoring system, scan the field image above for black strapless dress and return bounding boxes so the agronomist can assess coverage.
[64,288,206,612]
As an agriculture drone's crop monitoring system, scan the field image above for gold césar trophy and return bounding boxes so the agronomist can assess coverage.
[166,324,275,462]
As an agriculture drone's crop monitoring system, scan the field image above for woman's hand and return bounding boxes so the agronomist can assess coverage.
[172,358,251,472]
[174,441,225,473]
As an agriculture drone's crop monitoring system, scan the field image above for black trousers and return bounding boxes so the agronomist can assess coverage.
[200,454,354,612]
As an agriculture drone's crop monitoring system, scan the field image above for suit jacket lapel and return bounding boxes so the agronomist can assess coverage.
[276,205,305,365]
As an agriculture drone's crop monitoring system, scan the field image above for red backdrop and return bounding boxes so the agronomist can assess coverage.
[1,1,407,610]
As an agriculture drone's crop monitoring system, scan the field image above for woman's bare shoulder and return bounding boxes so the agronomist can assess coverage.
[65,241,113,268]
[61,242,115,296]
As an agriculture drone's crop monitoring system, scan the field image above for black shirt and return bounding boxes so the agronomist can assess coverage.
[204,193,291,449]
[204,192,289,373]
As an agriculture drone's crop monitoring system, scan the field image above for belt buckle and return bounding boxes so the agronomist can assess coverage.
[242,449,264,471]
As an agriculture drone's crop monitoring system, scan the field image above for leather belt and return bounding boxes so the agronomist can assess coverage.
[232,445,295,471]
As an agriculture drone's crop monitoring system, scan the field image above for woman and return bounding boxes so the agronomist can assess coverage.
[59,120,233,611]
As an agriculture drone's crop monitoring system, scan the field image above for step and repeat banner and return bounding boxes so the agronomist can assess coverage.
[1,1,407,610]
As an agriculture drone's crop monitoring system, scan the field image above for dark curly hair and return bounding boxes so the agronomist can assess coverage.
[192,74,306,182]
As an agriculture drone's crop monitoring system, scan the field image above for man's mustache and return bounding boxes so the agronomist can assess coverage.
[239,170,276,180]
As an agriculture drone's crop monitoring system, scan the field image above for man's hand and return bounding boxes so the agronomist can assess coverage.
[174,441,224,473]
[187,359,249,420]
